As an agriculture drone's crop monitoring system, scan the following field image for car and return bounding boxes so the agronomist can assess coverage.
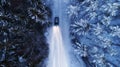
[54,17,59,25]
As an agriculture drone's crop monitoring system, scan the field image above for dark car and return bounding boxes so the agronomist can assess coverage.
[54,17,59,25]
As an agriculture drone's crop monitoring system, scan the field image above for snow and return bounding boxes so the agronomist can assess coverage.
[68,0,120,66]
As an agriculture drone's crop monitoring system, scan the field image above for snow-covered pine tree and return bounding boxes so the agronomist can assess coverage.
[67,0,120,67]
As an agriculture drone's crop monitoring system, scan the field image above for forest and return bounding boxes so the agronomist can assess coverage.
[0,0,120,67]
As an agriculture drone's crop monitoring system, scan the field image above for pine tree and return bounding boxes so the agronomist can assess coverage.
[0,0,51,66]
[68,0,120,67]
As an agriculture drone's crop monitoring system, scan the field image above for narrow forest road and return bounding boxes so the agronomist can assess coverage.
[47,0,86,67]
